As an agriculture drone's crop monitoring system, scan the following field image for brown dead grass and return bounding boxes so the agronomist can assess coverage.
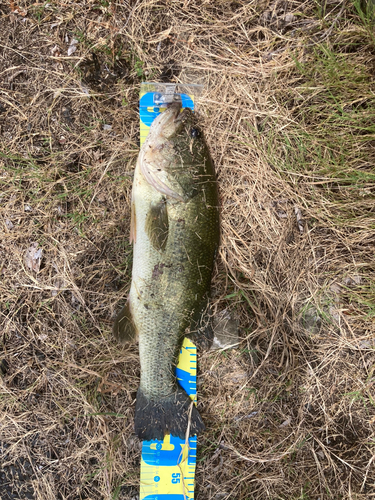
[0,1,375,499]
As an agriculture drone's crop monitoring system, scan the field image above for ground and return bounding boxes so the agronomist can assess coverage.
[0,1,375,499]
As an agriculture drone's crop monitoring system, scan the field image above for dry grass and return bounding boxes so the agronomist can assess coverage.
[0,1,375,499]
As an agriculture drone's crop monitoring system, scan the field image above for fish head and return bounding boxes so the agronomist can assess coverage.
[140,103,207,201]
[150,103,202,143]
[149,102,184,140]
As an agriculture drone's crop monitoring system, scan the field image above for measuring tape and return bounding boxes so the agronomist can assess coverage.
[139,338,197,500]
[139,84,195,147]
[139,84,199,500]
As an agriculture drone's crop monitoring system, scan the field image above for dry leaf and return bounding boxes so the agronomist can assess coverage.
[343,275,362,286]
[279,417,292,427]
[51,278,65,297]
[24,242,43,273]
[10,0,27,16]
[51,45,61,56]
[5,219,14,230]
[81,84,90,95]
[67,38,78,56]
[330,283,342,294]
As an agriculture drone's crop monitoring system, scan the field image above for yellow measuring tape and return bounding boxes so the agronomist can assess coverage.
[139,339,197,500]
[139,84,199,500]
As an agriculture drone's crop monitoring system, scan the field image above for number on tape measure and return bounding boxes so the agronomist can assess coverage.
[171,473,180,484]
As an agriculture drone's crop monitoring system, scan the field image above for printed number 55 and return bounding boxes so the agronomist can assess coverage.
[171,472,181,484]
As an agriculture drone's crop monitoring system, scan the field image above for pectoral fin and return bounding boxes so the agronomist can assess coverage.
[145,200,169,251]
[113,299,137,343]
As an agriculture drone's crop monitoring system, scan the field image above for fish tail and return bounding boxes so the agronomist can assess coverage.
[134,386,205,441]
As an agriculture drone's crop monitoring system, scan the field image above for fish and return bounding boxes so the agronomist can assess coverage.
[113,102,220,441]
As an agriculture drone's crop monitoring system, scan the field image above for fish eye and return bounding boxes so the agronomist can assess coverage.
[190,127,200,138]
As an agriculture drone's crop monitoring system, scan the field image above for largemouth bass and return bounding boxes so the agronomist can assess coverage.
[114,102,219,441]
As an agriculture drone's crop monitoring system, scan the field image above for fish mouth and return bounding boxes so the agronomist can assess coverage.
[151,102,181,132]
[165,102,192,124]
[166,101,182,110]
[165,101,182,120]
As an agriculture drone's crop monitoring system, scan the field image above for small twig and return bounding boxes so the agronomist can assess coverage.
[7,70,25,83]
[220,434,304,464]
[89,151,118,207]
[0,95,27,119]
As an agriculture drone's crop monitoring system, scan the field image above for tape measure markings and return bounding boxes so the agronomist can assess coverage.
[140,340,198,500]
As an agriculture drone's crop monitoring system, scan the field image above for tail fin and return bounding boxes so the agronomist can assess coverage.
[134,386,205,441]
